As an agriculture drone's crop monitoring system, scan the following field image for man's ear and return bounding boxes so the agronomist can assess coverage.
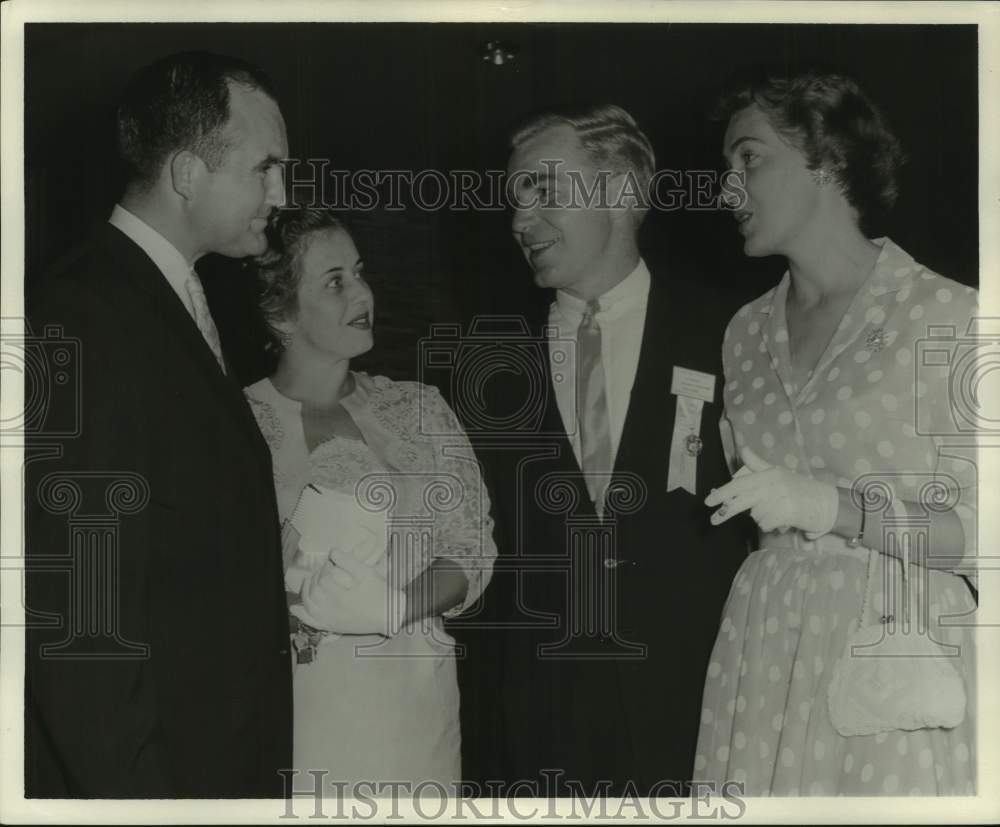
[169,150,201,200]
[606,171,641,224]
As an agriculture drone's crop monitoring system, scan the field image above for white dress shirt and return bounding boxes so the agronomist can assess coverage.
[547,259,651,467]
[108,204,198,321]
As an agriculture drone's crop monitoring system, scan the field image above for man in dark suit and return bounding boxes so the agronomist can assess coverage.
[472,104,750,796]
[25,51,292,798]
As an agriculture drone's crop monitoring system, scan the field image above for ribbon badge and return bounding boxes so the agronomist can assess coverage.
[667,366,715,494]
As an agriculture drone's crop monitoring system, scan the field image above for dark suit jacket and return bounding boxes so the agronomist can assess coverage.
[24,224,292,798]
[465,268,750,796]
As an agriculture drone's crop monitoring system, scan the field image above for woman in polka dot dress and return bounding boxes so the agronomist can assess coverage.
[694,71,977,796]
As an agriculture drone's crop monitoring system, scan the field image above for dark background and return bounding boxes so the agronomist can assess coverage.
[25,22,979,384]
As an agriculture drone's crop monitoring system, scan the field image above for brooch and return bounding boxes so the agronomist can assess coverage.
[865,328,887,353]
[685,434,704,456]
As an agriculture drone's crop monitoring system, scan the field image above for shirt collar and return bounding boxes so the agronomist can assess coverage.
[553,258,651,323]
[108,204,196,315]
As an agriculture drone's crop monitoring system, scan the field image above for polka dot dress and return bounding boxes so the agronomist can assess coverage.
[695,239,978,795]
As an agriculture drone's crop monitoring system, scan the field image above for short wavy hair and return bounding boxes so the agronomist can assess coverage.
[116,51,277,191]
[510,103,656,219]
[255,209,346,352]
[714,69,905,225]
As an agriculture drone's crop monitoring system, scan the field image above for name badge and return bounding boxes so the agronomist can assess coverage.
[667,366,716,495]
[670,366,716,404]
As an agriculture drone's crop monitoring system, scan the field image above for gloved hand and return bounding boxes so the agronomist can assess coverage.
[704,446,839,538]
[331,524,385,568]
[290,548,407,636]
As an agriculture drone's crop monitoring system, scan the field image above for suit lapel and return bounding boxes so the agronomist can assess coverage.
[614,278,675,481]
[534,308,582,467]
[533,279,679,512]
[100,225,271,468]
[532,307,595,508]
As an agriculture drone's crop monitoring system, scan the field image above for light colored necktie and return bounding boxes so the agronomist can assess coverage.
[576,299,612,516]
[184,270,226,373]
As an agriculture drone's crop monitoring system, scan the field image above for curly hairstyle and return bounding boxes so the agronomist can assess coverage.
[510,103,656,218]
[116,51,277,190]
[255,208,347,353]
[714,69,905,226]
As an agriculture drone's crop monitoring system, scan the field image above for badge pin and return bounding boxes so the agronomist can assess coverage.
[685,434,704,456]
[865,327,887,353]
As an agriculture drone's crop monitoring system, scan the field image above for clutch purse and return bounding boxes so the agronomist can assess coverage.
[827,544,967,736]
[284,483,388,593]
[283,484,390,665]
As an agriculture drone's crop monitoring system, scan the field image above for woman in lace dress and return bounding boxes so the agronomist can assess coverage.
[695,71,977,795]
[244,209,495,790]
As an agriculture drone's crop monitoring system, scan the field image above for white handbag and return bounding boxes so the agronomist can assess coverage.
[827,544,967,736]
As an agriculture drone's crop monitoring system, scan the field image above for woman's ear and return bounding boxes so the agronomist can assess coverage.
[273,317,295,348]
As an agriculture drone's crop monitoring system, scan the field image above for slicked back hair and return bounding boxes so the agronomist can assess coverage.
[510,103,656,220]
[116,50,277,190]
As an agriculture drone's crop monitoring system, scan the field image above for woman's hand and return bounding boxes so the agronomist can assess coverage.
[330,524,385,568]
[705,446,839,537]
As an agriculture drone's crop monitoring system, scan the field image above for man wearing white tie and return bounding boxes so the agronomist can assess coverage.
[26,51,293,797]
[475,104,751,795]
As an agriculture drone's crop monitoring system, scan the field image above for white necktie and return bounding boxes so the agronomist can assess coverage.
[184,270,226,373]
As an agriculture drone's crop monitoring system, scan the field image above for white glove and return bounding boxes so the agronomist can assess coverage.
[704,446,839,538]
[291,548,407,637]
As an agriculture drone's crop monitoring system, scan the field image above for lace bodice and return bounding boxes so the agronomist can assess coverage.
[245,372,496,616]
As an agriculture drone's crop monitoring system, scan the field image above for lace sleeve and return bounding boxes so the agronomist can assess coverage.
[418,384,497,618]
